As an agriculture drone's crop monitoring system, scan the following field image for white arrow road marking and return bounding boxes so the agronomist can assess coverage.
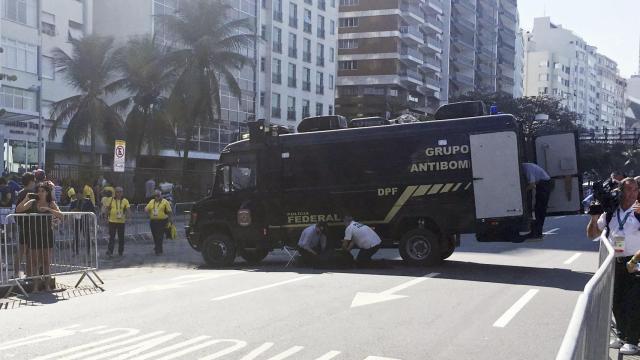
[563,252,582,265]
[350,273,440,308]
[212,276,313,301]
[543,228,560,235]
[118,271,244,295]
[493,289,539,328]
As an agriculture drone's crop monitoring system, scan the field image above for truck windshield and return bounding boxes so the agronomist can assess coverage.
[214,154,256,193]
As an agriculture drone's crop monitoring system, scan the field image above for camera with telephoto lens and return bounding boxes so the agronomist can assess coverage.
[27,193,38,200]
[588,179,620,215]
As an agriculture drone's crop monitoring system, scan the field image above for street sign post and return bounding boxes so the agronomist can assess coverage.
[113,140,126,173]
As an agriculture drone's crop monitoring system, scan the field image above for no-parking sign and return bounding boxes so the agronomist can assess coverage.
[113,140,126,173]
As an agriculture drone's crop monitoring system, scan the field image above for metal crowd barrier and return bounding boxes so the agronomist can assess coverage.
[556,233,615,360]
[0,212,103,297]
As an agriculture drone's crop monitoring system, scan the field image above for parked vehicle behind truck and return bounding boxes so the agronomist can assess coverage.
[186,103,582,267]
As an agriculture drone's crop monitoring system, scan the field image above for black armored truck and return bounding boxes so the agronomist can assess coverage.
[186,103,582,267]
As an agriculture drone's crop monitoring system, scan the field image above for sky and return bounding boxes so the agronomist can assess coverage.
[518,0,639,78]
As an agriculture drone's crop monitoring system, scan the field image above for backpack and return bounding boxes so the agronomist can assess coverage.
[604,210,640,237]
[0,186,13,208]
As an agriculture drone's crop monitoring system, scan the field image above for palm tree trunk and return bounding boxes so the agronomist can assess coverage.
[90,125,98,174]
[181,124,193,184]
[134,106,150,201]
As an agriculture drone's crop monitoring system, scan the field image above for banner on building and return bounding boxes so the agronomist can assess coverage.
[113,140,126,173]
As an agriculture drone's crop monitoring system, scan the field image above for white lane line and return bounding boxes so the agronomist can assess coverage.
[493,289,539,328]
[543,228,560,235]
[212,276,313,301]
[563,252,582,265]
[315,351,342,360]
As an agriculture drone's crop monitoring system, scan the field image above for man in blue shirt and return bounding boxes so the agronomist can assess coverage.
[522,162,552,239]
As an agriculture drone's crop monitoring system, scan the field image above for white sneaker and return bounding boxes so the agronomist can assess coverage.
[620,343,639,355]
[610,338,624,349]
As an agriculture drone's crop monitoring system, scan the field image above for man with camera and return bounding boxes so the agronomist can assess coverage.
[587,177,640,355]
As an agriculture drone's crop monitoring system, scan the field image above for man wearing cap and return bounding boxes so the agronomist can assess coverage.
[104,187,131,257]
[522,162,553,239]
[297,222,328,266]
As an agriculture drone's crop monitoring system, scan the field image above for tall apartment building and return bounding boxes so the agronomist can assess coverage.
[0,0,92,173]
[335,0,450,118]
[524,17,626,129]
[447,0,518,99]
[256,0,339,130]
[513,27,524,98]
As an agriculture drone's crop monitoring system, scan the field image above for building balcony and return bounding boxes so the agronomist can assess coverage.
[303,52,311,62]
[399,26,424,45]
[424,76,440,90]
[273,11,283,22]
[452,36,474,51]
[400,2,426,24]
[288,77,297,87]
[289,17,298,28]
[452,55,474,69]
[478,45,495,58]
[425,36,442,52]
[427,0,444,14]
[400,47,424,65]
[499,10,517,25]
[454,0,476,17]
[287,110,296,121]
[272,107,281,118]
[302,80,311,91]
[400,68,423,85]
[272,73,282,84]
[420,56,441,72]
[288,47,297,58]
[423,14,444,34]
[453,16,476,34]
[452,73,474,86]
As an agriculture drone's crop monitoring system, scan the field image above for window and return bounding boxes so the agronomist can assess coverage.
[338,39,358,49]
[316,71,324,94]
[303,9,312,33]
[273,27,282,53]
[3,0,37,27]
[303,67,311,91]
[329,74,334,89]
[330,20,335,35]
[303,38,312,62]
[273,0,283,21]
[260,91,265,107]
[339,60,358,70]
[2,37,37,74]
[317,15,325,38]
[340,0,359,5]
[329,47,334,62]
[287,96,296,121]
[318,0,326,11]
[302,99,310,118]
[41,12,56,36]
[0,86,36,112]
[42,56,55,79]
[288,33,297,58]
[316,102,323,116]
[317,43,324,66]
[288,63,297,87]
[215,154,256,193]
[261,25,267,40]
[289,2,297,28]
[329,105,333,115]
[272,58,282,84]
[68,20,83,40]
[339,17,359,28]
[331,0,336,8]
[272,93,281,118]
[260,57,265,72]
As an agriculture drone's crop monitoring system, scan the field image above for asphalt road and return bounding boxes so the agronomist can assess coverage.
[0,214,600,360]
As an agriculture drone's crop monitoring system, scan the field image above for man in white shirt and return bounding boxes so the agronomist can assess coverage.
[522,162,552,239]
[145,178,156,201]
[587,177,640,355]
[297,222,328,266]
[341,215,382,267]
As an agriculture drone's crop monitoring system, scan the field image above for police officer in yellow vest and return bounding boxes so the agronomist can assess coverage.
[104,187,131,257]
[145,190,172,255]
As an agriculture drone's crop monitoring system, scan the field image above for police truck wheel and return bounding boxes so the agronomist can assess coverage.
[202,233,236,267]
[399,229,441,266]
[240,248,269,264]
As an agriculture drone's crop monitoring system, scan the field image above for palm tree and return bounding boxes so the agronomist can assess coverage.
[108,36,176,161]
[49,35,124,167]
[160,0,254,178]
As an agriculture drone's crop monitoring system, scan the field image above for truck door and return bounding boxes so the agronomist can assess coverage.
[470,132,524,219]
[534,132,582,215]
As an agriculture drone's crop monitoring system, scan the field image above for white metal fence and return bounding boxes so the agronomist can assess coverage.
[556,233,615,360]
[1,212,103,297]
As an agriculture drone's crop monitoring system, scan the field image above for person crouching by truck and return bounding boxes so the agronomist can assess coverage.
[341,215,382,267]
[587,178,640,355]
[145,190,172,255]
[297,221,328,266]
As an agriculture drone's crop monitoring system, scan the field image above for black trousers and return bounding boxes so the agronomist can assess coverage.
[150,219,168,253]
[108,222,125,255]
[356,245,380,266]
[531,180,552,236]
[74,219,91,255]
[613,258,640,342]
